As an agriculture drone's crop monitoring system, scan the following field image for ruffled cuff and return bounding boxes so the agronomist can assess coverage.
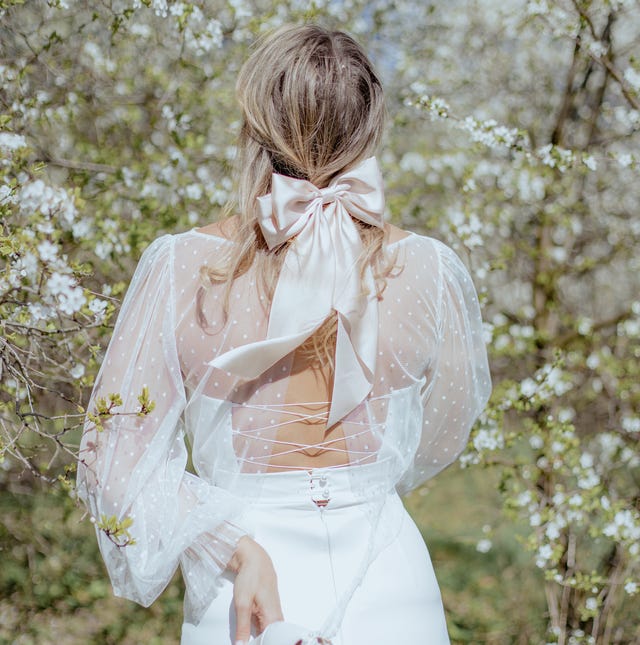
[180,521,248,625]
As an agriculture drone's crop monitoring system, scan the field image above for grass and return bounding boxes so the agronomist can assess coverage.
[1,464,548,644]
[406,465,548,644]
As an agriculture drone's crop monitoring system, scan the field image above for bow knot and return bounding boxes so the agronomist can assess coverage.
[319,183,346,204]
[209,156,385,428]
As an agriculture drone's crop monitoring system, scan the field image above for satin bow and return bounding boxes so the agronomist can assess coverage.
[209,156,385,428]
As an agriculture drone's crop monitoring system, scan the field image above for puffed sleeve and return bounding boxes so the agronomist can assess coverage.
[399,238,492,493]
[76,234,246,624]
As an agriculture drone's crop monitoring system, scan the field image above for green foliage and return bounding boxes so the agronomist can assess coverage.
[0,480,184,644]
[96,514,136,548]
[137,385,156,417]
[1,0,640,643]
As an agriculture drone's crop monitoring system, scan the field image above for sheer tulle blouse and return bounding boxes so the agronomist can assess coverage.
[76,228,491,623]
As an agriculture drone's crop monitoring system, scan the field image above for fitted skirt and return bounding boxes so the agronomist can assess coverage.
[181,462,450,645]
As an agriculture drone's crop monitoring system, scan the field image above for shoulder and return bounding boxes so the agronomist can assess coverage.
[191,215,240,241]
[170,217,238,256]
[385,222,412,245]
[394,230,444,268]
[395,233,479,305]
[400,232,470,273]
[137,233,174,269]
[169,218,238,266]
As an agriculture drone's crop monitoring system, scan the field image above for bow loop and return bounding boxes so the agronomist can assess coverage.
[210,156,385,427]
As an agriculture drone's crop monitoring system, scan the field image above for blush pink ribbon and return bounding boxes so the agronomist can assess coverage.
[209,156,385,428]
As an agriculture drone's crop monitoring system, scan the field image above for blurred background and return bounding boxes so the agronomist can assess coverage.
[1,1,639,643]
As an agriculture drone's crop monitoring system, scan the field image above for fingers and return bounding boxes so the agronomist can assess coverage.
[265,594,285,624]
[253,583,284,634]
[234,593,252,644]
[231,537,284,641]
[256,604,283,632]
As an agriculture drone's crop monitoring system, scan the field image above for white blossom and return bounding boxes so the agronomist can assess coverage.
[461,116,519,149]
[550,246,567,263]
[129,23,152,38]
[520,378,537,398]
[47,272,75,296]
[0,184,15,204]
[603,509,640,541]
[72,218,92,239]
[577,469,599,490]
[37,240,58,263]
[143,0,168,18]
[476,538,492,553]
[588,41,608,59]
[94,241,112,260]
[184,183,203,200]
[551,441,564,454]
[169,1,186,17]
[13,252,38,282]
[413,94,451,121]
[516,490,533,507]
[517,170,546,202]
[616,152,634,168]
[18,179,77,225]
[623,67,640,92]
[536,544,554,568]
[622,416,640,434]
[88,298,107,315]
[586,353,600,370]
[57,287,86,315]
[28,302,54,322]
[70,364,85,379]
[545,521,561,540]
[537,144,575,171]
[558,408,574,423]
[400,152,428,174]
[585,597,598,611]
[229,0,252,20]
[529,435,544,450]
[527,0,550,16]
[621,319,640,337]
[0,132,27,151]
[579,453,594,469]
[540,365,572,398]
[472,426,504,452]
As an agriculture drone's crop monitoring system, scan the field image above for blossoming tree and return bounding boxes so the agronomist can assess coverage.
[1,0,638,642]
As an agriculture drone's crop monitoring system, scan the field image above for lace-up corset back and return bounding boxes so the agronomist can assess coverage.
[232,353,355,471]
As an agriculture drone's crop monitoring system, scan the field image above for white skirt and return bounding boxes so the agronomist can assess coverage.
[181,463,450,645]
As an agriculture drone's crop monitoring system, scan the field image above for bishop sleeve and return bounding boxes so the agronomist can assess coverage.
[400,239,492,493]
[76,234,246,624]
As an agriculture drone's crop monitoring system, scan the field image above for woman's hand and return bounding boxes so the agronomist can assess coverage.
[228,535,284,644]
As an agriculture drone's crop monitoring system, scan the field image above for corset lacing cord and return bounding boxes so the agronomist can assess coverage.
[297,495,386,645]
[232,401,384,469]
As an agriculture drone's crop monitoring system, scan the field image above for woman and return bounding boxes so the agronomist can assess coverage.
[77,24,491,645]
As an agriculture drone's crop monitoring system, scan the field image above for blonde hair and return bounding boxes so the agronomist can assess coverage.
[199,24,397,367]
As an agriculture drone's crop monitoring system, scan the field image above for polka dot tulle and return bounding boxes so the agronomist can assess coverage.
[76,229,491,624]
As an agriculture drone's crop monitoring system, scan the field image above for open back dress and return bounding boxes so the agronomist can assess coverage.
[77,221,491,644]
